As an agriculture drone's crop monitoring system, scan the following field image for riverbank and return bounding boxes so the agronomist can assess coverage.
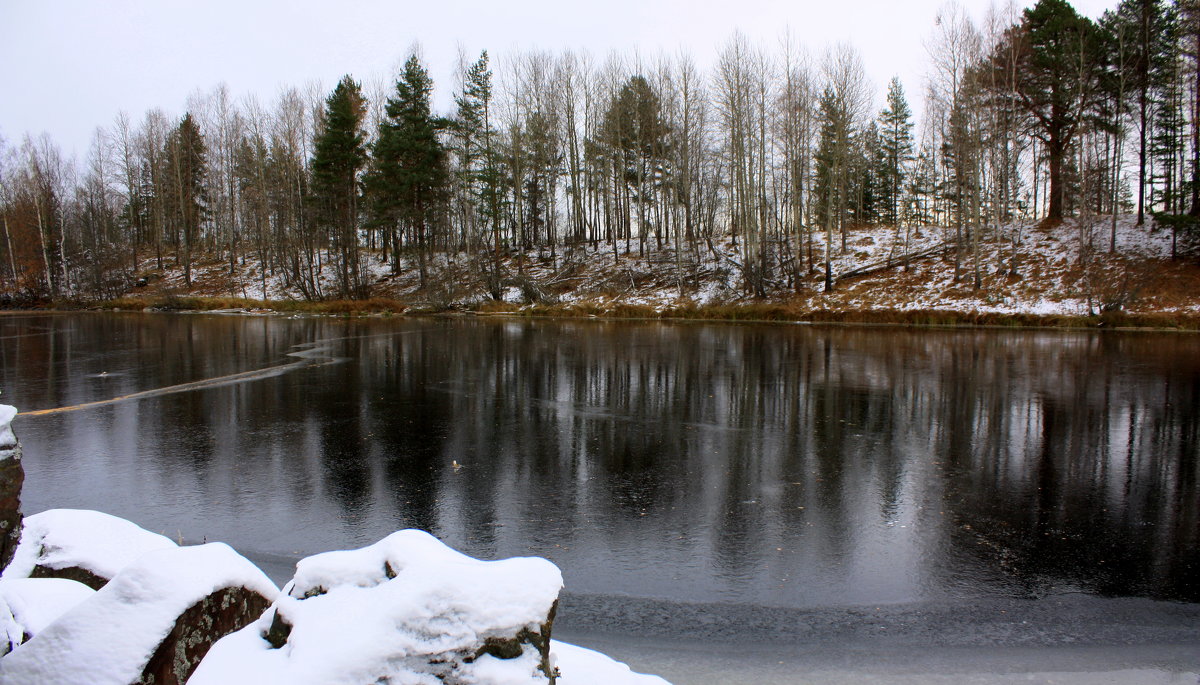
[10,217,1200,330]
[7,292,1200,333]
[10,294,1200,332]
[79,296,1200,330]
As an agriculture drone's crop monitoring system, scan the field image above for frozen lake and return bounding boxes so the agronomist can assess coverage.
[4,312,1199,681]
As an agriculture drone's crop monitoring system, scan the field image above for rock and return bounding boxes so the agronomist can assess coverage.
[190,529,564,685]
[135,585,273,684]
[0,405,23,572]
[0,542,278,685]
[2,509,177,589]
[28,562,109,590]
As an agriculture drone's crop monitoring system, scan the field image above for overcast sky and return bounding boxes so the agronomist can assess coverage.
[2,0,1118,160]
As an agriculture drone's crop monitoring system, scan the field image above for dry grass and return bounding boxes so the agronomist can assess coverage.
[68,291,1200,330]
[97,295,410,316]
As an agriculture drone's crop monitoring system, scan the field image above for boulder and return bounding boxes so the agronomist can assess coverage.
[0,542,277,685]
[136,584,274,684]
[0,405,23,571]
[2,508,177,589]
[190,529,564,685]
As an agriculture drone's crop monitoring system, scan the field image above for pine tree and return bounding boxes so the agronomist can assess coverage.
[855,121,882,226]
[365,55,448,289]
[452,52,495,240]
[600,75,672,256]
[989,0,1105,223]
[876,77,914,229]
[1108,0,1177,224]
[1149,48,1185,213]
[452,51,505,297]
[813,86,853,291]
[163,113,207,287]
[310,75,367,299]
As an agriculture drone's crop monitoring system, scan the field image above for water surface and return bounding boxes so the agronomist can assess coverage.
[3,313,1197,615]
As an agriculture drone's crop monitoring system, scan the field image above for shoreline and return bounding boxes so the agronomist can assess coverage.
[5,297,1200,332]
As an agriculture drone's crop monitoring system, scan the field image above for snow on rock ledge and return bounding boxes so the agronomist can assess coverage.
[0,542,278,685]
[190,529,565,685]
[2,508,177,589]
[0,577,95,654]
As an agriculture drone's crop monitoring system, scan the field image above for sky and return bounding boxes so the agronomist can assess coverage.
[1,0,1119,161]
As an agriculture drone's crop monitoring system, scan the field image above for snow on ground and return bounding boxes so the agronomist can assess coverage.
[0,542,277,685]
[192,529,564,685]
[1,508,177,582]
[121,215,1198,320]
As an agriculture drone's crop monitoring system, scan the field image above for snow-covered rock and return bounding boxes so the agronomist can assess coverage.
[0,405,18,452]
[0,577,95,654]
[2,508,177,589]
[0,542,277,685]
[551,640,672,685]
[0,405,22,572]
[190,529,564,685]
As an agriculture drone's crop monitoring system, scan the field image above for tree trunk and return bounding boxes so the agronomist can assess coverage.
[1047,133,1065,223]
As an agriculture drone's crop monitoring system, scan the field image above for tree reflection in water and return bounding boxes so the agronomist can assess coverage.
[6,314,1198,606]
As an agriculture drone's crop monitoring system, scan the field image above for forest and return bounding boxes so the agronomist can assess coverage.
[1,0,1199,306]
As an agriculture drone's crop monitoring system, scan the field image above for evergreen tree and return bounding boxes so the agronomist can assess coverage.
[876,77,914,229]
[1149,47,1186,213]
[854,121,882,226]
[600,75,673,255]
[163,113,207,287]
[518,109,560,251]
[451,52,499,244]
[452,51,506,297]
[1107,0,1178,224]
[1180,0,1200,216]
[813,86,854,291]
[310,75,367,299]
[365,55,449,288]
[905,150,937,229]
[988,0,1105,223]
